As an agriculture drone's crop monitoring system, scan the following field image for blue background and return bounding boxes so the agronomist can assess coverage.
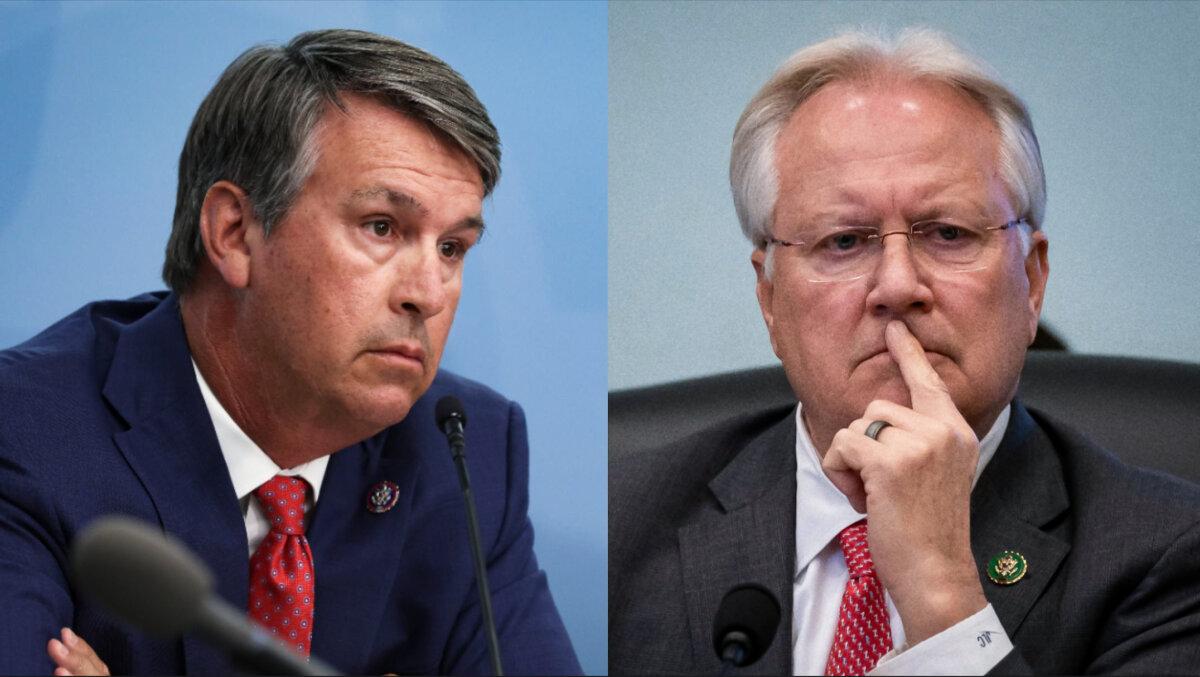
[0,1,606,673]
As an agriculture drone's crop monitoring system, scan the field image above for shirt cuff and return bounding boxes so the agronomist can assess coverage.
[868,603,1012,676]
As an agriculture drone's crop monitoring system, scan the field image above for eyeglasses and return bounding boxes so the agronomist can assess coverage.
[766,217,1030,283]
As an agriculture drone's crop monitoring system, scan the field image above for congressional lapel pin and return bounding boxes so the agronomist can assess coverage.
[986,550,1028,585]
[366,480,400,514]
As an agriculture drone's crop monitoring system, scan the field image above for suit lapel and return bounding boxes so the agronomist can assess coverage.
[305,426,422,674]
[678,412,796,674]
[971,402,1070,636]
[103,294,246,675]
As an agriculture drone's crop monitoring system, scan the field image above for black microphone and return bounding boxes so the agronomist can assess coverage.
[434,395,504,677]
[712,583,781,676]
[436,396,467,448]
[71,516,339,676]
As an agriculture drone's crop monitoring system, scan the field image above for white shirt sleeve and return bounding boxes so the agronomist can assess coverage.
[868,604,1012,676]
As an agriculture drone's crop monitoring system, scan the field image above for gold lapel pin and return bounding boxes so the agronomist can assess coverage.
[986,550,1028,585]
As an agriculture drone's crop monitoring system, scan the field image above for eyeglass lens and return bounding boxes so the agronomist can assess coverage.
[787,221,1012,282]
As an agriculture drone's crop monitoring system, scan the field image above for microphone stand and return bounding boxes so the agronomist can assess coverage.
[444,414,505,676]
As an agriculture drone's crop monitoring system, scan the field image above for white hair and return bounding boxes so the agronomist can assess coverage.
[730,28,1046,275]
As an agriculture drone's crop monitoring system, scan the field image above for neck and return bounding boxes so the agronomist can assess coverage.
[802,409,839,457]
[180,283,362,469]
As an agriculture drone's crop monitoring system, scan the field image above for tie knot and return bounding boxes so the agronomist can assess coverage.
[253,475,310,535]
[836,520,875,577]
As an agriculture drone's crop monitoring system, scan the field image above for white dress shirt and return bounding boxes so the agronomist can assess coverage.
[792,402,1015,675]
[192,361,330,555]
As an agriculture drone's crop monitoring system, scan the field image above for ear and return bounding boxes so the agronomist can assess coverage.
[197,181,260,290]
[751,247,782,357]
[1023,230,1050,345]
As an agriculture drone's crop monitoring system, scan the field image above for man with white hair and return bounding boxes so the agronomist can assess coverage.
[610,29,1200,675]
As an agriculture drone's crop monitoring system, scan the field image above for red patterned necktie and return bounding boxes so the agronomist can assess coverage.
[248,475,315,657]
[825,520,892,676]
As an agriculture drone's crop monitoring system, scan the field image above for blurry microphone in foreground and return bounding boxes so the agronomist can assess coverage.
[71,516,339,676]
[712,583,781,676]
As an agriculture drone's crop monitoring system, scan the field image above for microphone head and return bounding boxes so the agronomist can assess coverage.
[712,583,781,667]
[71,516,214,637]
[435,395,467,429]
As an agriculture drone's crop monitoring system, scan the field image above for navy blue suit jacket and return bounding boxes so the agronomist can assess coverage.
[0,292,581,675]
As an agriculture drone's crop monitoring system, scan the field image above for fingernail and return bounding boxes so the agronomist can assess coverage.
[63,627,77,646]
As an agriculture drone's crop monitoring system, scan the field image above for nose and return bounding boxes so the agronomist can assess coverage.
[390,243,448,319]
[863,231,934,317]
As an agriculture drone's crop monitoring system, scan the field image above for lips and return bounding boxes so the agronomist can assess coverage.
[367,343,426,368]
[856,337,954,367]
[860,348,947,364]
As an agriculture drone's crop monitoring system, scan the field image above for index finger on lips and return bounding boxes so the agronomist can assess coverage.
[885,320,957,420]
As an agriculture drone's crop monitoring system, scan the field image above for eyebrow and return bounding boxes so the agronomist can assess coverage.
[909,185,993,220]
[346,186,429,215]
[345,186,486,235]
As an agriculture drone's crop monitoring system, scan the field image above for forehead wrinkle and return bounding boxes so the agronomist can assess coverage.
[820,159,992,213]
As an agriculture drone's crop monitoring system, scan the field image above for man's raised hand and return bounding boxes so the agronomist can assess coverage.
[821,320,988,645]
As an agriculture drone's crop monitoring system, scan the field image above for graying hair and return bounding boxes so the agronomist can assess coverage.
[163,28,500,293]
[730,28,1045,273]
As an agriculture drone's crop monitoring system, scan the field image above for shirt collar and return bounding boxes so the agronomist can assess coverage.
[192,360,328,503]
[793,401,1010,579]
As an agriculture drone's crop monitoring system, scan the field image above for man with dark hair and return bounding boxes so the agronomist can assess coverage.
[0,29,579,675]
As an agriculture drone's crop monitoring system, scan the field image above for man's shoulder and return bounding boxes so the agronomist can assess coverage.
[0,292,175,461]
[0,292,169,381]
[614,403,788,469]
[1032,406,1200,530]
[0,292,171,415]
[1015,404,1200,612]
[609,404,794,527]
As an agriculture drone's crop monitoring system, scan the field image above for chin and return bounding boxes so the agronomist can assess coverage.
[345,389,420,432]
[848,361,910,406]
[871,381,913,409]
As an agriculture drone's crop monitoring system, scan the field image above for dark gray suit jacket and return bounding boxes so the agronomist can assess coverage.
[609,402,1200,674]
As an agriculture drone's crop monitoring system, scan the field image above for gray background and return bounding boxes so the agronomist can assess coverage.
[609,0,1200,390]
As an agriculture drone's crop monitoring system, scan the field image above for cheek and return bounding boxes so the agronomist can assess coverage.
[985,258,1034,326]
[426,284,462,353]
[939,268,1031,364]
[770,282,859,361]
[270,255,373,355]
